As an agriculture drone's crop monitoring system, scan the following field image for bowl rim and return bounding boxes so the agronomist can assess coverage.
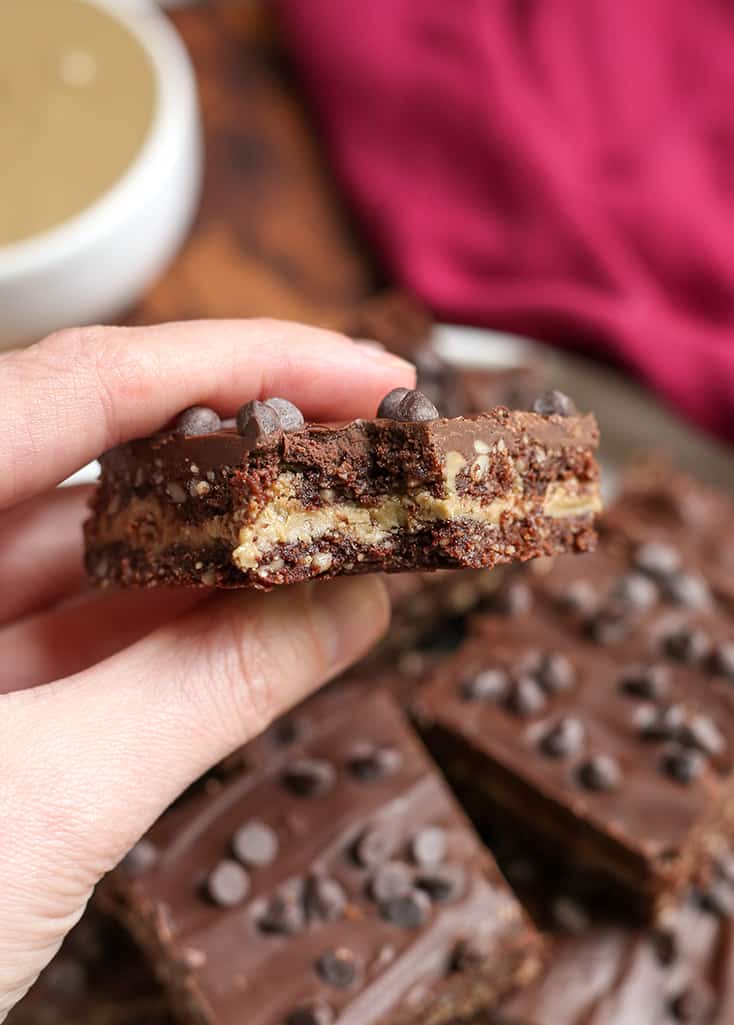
[0,0,198,279]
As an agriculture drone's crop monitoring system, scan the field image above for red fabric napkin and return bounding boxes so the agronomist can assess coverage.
[278,0,734,440]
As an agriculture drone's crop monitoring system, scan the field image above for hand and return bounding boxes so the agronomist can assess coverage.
[0,319,414,1018]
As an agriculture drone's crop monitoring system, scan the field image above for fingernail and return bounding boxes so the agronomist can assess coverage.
[310,576,390,672]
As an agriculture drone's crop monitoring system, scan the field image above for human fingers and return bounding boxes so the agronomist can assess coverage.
[0,485,93,625]
[0,319,414,510]
[0,575,388,1012]
[0,585,205,693]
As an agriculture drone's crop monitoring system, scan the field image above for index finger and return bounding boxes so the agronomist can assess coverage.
[0,319,415,509]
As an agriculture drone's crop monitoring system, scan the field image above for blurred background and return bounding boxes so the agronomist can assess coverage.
[3,0,734,484]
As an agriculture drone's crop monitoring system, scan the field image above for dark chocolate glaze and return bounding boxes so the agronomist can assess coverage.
[107,688,541,1025]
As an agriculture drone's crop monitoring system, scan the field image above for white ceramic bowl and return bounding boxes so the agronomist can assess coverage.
[0,0,202,350]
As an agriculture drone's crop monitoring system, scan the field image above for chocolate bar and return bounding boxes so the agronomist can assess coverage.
[105,688,542,1025]
[414,533,734,915]
[85,389,600,589]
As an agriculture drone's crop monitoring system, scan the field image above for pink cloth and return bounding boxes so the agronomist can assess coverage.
[278,1,734,439]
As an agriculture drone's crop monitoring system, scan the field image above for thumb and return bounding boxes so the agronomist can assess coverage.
[0,575,388,1014]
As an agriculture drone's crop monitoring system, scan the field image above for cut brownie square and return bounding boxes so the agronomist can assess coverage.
[85,390,600,589]
[105,688,542,1025]
[414,538,734,916]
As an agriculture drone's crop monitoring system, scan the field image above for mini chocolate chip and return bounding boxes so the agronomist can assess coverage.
[679,715,725,757]
[205,859,250,907]
[661,745,705,784]
[236,399,281,447]
[558,579,597,613]
[610,572,658,612]
[651,926,678,966]
[258,889,306,935]
[353,826,395,868]
[303,874,347,923]
[282,759,336,797]
[119,838,158,878]
[174,405,222,435]
[493,580,533,616]
[263,397,304,431]
[394,389,440,422]
[232,820,278,867]
[709,641,734,680]
[699,878,734,917]
[287,1002,334,1025]
[411,826,448,867]
[537,652,576,693]
[532,390,577,417]
[416,864,465,903]
[670,981,716,1022]
[317,948,362,990]
[635,541,681,578]
[370,861,414,903]
[272,716,303,746]
[461,667,509,702]
[539,717,585,758]
[550,896,589,935]
[381,888,431,929]
[377,387,411,418]
[44,958,88,997]
[663,571,711,609]
[663,625,710,664]
[347,743,403,781]
[619,662,671,700]
[638,703,686,742]
[585,610,628,646]
[577,754,620,791]
[506,676,547,717]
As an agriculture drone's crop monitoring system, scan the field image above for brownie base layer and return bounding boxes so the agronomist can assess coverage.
[87,513,596,590]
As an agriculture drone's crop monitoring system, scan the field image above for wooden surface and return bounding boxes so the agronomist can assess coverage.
[127,1,430,345]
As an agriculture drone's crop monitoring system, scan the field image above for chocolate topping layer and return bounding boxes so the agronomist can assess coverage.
[105,688,541,1025]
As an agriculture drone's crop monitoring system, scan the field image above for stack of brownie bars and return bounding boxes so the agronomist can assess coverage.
[13,352,734,1025]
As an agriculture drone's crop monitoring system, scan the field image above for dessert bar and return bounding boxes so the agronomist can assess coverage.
[106,688,542,1025]
[85,389,600,589]
[414,538,734,915]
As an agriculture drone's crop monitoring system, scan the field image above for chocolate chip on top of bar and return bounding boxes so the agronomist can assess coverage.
[414,532,734,916]
[105,687,542,1025]
[85,388,601,589]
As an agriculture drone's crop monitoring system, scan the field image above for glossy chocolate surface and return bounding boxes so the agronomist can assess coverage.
[110,688,540,1025]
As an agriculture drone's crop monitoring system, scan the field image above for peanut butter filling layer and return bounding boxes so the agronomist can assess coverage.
[94,469,601,576]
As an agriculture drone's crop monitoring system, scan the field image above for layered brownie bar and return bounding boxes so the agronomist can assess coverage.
[105,688,542,1025]
[85,389,600,589]
[414,538,734,915]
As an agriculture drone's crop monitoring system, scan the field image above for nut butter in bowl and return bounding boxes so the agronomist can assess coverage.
[0,0,202,349]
